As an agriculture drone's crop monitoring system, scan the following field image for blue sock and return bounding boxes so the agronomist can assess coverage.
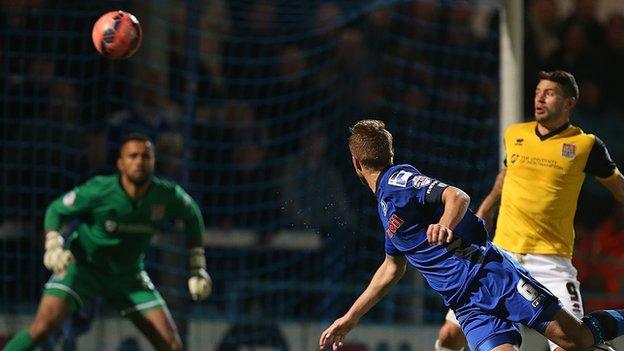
[583,310,624,344]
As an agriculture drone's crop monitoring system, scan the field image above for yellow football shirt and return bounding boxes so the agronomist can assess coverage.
[493,121,618,258]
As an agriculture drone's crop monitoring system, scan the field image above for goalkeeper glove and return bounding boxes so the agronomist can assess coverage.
[43,231,74,273]
[188,247,212,301]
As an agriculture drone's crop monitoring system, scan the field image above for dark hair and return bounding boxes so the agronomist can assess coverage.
[119,133,153,156]
[538,70,579,99]
[348,119,394,170]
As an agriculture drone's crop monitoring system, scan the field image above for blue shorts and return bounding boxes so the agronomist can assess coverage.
[453,246,562,351]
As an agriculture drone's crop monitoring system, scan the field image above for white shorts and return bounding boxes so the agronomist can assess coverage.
[445,249,583,351]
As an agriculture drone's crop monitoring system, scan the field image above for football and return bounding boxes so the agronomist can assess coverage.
[91,10,142,59]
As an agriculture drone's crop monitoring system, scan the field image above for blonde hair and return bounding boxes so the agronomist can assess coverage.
[348,119,394,170]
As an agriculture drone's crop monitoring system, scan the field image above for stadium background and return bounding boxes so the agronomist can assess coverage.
[1,0,624,350]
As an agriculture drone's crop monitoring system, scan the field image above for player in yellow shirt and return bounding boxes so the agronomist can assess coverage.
[435,70,624,351]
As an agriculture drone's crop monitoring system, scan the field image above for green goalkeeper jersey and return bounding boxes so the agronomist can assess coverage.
[44,174,205,274]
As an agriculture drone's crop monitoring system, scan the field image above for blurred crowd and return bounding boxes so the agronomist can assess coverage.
[0,0,501,242]
[1,0,624,318]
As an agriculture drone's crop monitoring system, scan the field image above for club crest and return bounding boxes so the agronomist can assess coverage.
[561,143,576,159]
[380,200,388,216]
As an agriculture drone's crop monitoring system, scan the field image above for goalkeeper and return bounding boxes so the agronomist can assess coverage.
[4,133,211,351]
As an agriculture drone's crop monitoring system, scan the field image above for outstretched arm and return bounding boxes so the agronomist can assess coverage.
[585,136,623,203]
[475,168,506,231]
[597,169,624,204]
[319,254,407,350]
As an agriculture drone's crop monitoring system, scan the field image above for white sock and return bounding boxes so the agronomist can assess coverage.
[435,339,465,351]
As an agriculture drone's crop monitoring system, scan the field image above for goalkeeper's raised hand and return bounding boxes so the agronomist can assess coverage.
[188,247,212,301]
[43,231,74,273]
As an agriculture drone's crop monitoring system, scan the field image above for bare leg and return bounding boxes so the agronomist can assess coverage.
[131,307,182,351]
[437,320,467,350]
[542,308,594,351]
[28,295,71,342]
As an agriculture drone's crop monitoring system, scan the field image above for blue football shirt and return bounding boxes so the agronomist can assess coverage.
[376,164,490,307]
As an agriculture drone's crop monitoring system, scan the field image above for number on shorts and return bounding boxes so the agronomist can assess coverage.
[517,278,539,302]
[566,282,579,302]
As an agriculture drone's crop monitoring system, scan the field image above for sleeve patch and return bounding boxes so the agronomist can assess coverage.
[62,191,76,206]
[413,175,432,189]
[388,170,413,187]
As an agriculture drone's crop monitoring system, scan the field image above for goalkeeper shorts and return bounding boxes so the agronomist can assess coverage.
[43,263,166,318]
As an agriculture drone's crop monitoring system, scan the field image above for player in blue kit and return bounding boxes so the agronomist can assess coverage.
[318,120,624,351]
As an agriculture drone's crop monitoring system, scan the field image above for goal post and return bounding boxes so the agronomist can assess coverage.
[499,0,524,165]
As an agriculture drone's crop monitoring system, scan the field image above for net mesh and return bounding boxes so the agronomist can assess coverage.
[0,1,500,349]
